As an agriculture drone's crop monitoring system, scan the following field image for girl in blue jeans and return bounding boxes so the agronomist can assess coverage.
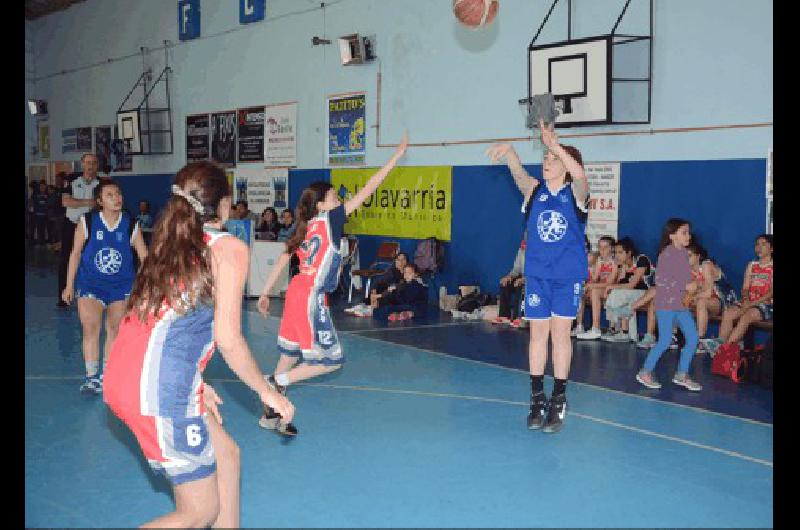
[636,218,703,391]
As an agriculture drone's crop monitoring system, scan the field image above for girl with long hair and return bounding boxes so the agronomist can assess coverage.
[257,134,409,436]
[486,121,589,434]
[703,234,773,356]
[62,180,148,394]
[103,162,294,528]
[636,218,702,391]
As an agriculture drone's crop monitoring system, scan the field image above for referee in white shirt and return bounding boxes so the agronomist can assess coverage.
[57,153,100,308]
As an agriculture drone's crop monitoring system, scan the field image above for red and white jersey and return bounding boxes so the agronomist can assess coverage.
[747,261,773,302]
[596,258,616,282]
[691,267,704,284]
[103,226,231,418]
[295,204,346,293]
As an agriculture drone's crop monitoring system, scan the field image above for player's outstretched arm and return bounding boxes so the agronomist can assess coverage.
[257,250,291,317]
[539,120,588,204]
[210,237,294,422]
[344,132,409,216]
[485,142,538,197]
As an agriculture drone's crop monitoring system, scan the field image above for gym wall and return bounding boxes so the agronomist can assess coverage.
[25,0,772,293]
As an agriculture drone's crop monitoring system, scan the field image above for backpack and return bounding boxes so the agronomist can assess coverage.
[740,336,773,389]
[711,343,744,383]
[456,292,496,313]
[414,237,445,274]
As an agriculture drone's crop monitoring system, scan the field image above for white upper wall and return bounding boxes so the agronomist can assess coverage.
[27,0,772,173]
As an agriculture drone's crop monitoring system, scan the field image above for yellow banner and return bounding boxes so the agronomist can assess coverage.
[331,166,452,241]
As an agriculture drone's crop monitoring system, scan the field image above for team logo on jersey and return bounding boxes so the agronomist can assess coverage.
[116,232,124,242]
[96,231,104,241]
[539,194,549,201]
[94,247,122,275]
[560,194,569,203]
[537,210,568,243]
[528,293,540,307]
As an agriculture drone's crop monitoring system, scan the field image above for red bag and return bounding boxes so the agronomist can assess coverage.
[711,343,744,383]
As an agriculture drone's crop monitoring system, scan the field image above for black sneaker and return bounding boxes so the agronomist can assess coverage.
[258,375,298,436]
[56,300,68,309]
[526,392,547,430]
[542,393,567,433]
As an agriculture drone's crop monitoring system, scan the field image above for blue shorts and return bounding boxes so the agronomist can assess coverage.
[756,303,773,321]
[75,281,130,307]
[524,277,585,320]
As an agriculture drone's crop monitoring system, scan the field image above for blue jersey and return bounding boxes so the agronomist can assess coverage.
[76,211,138,290]
[523,182,589,281]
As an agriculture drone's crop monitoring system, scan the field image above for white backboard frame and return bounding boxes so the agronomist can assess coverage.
[530,36,611,127]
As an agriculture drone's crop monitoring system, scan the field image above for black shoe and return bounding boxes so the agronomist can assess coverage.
[258,375,298,436]
[56,300,68,309]
[542,393,567,433]
[526,392,547,430]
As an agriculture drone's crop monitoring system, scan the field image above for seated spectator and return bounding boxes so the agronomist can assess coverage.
[632,285,658,347]
[256,206,281,240]
[277,208,297,242]
[682,242,724,354]
[234,200,260,224]
[355,264,428,321]
[136,200,153,230]
[492,238,526,326]
[345,253,408,315]
[703,234,773,355]
[576,235,618,338]
[598,237,652,342]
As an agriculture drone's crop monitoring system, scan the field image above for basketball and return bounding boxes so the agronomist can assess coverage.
[453,0,499,28]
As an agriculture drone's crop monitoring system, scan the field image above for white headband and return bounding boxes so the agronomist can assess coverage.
[171,185,205,215]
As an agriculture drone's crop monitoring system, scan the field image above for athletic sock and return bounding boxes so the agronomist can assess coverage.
[552,378,567,397]
[275,372,290,388]
[530,374,544,396]
[86,360,99,378]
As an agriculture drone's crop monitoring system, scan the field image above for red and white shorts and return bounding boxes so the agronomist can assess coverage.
[277,274,343,366]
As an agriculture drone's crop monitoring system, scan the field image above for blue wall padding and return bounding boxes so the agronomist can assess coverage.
[113,173,175,220]
[112,158,766,297]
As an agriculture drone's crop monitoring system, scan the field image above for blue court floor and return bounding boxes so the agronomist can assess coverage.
[25,247,773,528]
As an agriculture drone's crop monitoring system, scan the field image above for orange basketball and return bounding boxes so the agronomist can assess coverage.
[453,0,499,28]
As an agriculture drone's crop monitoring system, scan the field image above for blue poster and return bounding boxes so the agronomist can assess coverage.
[225,219,252,246]
[240,0,265,24]
[178,0,200,41]
[328,93,366,166]
[62,128,77,153]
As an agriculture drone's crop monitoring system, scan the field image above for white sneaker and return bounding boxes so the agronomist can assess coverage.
[606,331,631,342]
[576,328,601,340]
[571,325,585,337]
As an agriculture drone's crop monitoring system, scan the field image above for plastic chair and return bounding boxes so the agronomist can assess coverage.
[349,241,399,303]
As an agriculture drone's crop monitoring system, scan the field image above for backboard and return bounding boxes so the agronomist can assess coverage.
[529,36,610,127]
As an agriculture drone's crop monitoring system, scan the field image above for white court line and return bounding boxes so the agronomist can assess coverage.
[346,321,483,333]
[341,327,774,428]
[194,378,779,468]
[24,375,773,467]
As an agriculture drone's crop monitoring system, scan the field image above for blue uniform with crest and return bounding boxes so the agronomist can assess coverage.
[75,210,139,306]
[523,182,589,319]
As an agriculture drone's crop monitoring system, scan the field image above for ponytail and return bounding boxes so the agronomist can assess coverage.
[285,181,333,255]
[127,162,230,320]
